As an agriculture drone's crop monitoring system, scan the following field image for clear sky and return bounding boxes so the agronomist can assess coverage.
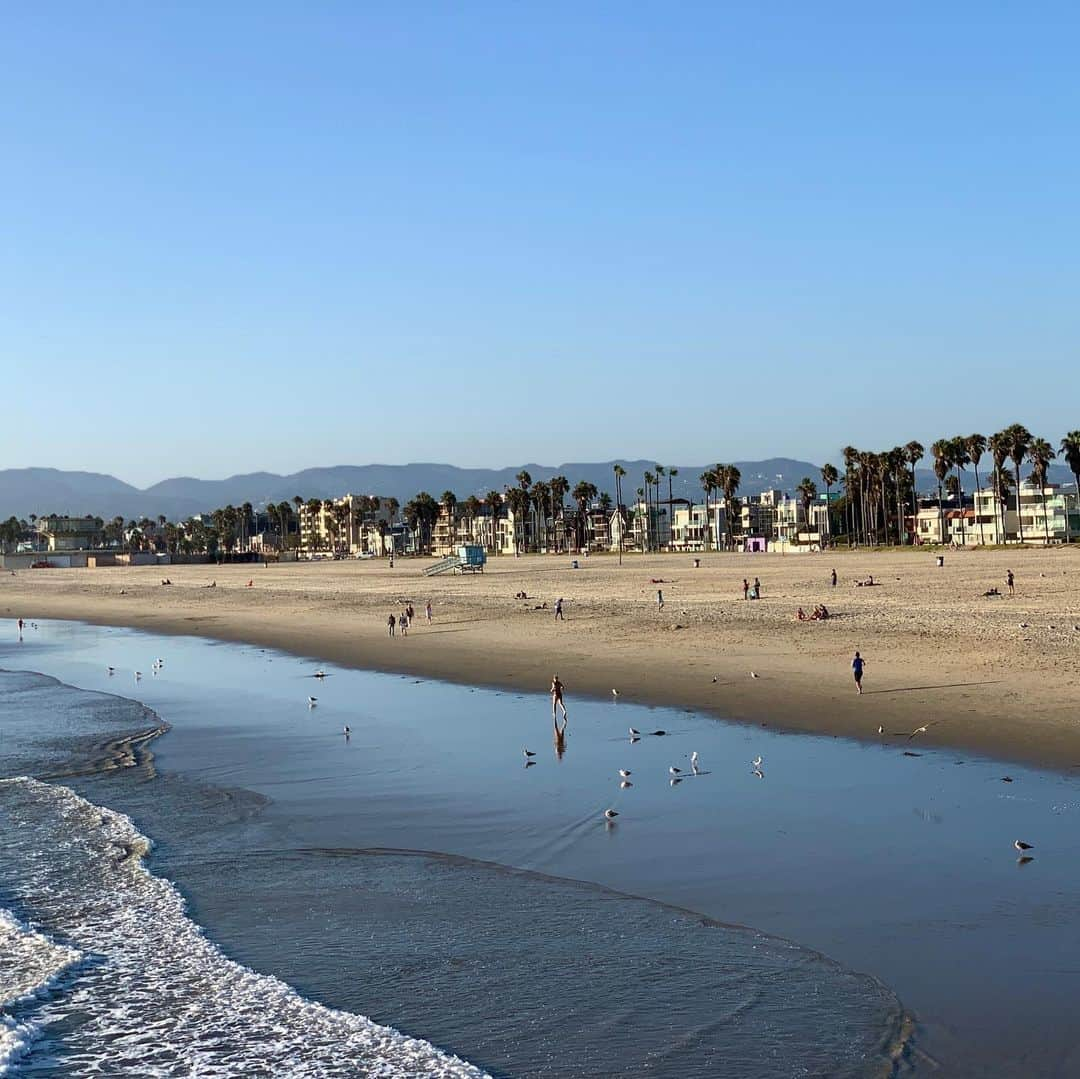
[4,3,1078,485]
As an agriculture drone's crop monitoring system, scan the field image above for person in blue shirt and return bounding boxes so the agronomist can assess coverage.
[852,651,866,694]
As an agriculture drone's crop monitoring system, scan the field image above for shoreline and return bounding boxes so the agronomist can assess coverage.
[4,547,1079,771]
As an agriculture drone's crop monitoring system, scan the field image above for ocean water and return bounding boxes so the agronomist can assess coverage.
[3,620,1080,1075]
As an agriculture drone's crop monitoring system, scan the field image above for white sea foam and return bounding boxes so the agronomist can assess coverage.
[0,777,489,1078]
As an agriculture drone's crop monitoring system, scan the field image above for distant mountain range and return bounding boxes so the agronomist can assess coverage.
[2,459,1073,521]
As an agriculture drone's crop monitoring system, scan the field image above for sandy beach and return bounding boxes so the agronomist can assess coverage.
[3,546,1079,769]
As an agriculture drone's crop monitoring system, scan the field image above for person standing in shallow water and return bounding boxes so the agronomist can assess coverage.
[852,651,866,694]
[550,673,568,720]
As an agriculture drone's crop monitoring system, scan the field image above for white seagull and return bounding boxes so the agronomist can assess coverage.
[752,755,762,769]
[1014,840,1034,852]
[877,725,884,735]
[343,726,351,735]
[315,670,326,679]
[308,696,318,707]
[523,748,536,758]
[611,689,619,699]
[604,809,619,821]
[618,769,632,779]
[749,671,760,679]
[629,727,640,738]
[906,724,930,742]
[669,766,682,777]
[620,780,633,789]
[690,751,700,773]
[134,671,142,681]
[107,667,115,675]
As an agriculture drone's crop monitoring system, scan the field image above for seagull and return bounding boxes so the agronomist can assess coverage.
[611,689,619,699]
[629,727,640,738]
[604,809,619,821]
[712,676,718,683]
[308,696,318,707]
[669,766,682,777]
[107,667,115,675]
[524,749,536,758]
[752,755,762,769]
[618,769,632,778]
[906,724,930,741]
[1014,840,1033,852]
[752,768,764,780]
[315,670,326,679]
[620,780,633,789]
[343,725,351,735]
[877,725,884,735]
[690,751,700,774]
[750,671,760,679]
[134,671,142,680]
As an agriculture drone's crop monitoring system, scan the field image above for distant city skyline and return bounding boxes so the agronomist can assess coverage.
[5,6,1078,486]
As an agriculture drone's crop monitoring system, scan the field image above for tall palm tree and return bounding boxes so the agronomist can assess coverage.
[572,481,598,552]
[719,465,741,550]
[903,442,923,545]
[699,470,714,551]
[642,471,655,551]
[1004,424,1032,543]
[841,446,859,546]
[611,465,625,562]
[484,490,503,553]
[948,437,971,546]
[819,463,839,544]
[1027,437,1056,544]
[531,480,551,551]
[795,477,817,540]
[964,434,987,545]
[988,431,1010,542]
[550,475,569,552]
[654,466,666,549]
[931,439,951,545]
[1060,431,1080,543]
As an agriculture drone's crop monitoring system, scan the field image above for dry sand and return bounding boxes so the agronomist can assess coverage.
[3,547,1079,769]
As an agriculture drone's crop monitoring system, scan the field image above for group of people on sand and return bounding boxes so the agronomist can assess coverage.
[387,601,433,637]
[795,604,830,622]
[742,577,762,600]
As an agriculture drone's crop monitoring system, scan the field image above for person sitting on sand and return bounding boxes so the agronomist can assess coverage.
[796,607,808,621]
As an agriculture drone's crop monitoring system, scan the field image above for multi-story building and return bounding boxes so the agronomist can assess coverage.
[35,516,103,551]
[298,495,396,555]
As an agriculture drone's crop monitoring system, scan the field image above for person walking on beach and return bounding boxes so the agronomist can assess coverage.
[1006,569,1015,596]
[831,568,837,588]
[425,600,432,624]
[551,673,568,720]
[554,597,564,621]
[742,578,750,601]
[657,588,664,612]
[400,610,409,636]
[387,612,396,637]
[753,577,761,599]
[852,650,866,695]
[17,618,24,638]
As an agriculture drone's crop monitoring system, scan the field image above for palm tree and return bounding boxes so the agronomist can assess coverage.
[699,469,715,551]
[463,495,482,545]
[931,439,951,545]
[964,434,987,545]
[948,437,971,546]
[572,481,598,552]
[1060,431,1080,543]
[795,477,817,540]
[531,480,551,551]
[642,471,655,551]
[819,463,839,544]
[484,490,503,553]
[550,475,570,552]
[841,447,859,545]
[903,442,923,545]
[612,465,626,562]
[1004,424,1032,543]
[719,465,741,549]
[1027,437,1056,544]
[988,431,1010,542]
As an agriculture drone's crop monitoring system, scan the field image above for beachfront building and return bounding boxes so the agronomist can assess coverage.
[35,516,103,551]
[773,494,832,551]
[627,499,672,552]
[669,503,726,551]
[967,483,1078,545]
[298,495,395,556]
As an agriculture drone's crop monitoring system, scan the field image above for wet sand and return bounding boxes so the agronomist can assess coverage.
[3,546,1079,769]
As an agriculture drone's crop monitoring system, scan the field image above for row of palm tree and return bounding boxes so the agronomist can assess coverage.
[838,425,1079,547]
[696,465,742,550]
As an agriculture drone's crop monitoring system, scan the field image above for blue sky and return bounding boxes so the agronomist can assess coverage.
[3,3,1078,485]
